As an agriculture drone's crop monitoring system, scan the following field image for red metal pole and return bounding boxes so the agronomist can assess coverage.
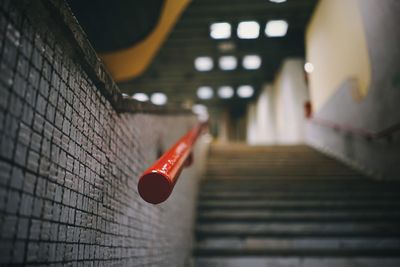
[304,101,313,119]
[138,124,205,204]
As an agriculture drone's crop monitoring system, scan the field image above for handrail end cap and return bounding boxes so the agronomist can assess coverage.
[138,172,173,204]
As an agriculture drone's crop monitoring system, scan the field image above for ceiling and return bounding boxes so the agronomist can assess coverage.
[68,0,318,109]
[67,0,164,53]
[118,0,318,106]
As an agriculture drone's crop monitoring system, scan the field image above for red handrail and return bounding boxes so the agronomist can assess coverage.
[138,123,206,204]
[310,117,400,140]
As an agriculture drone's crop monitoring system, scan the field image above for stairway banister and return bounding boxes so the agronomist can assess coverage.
[138,122,207,204]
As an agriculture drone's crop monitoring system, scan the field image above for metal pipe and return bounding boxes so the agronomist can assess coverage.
[138,123,205,204]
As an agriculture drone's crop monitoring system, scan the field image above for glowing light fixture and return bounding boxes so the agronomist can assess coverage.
[210,22,231,39]
[218,86,234,99]
[304,62,314,73]
[194,57,213,71]
[265,20,288,37]
[219,56,237,71]
[269,0,287,3]
[151,93,168,105]
[132,93,149,102]
[242,55,262,70]
[192,104,209,122]
[237,21,260,39]
[237,85,254,98]
[197,86,214,100]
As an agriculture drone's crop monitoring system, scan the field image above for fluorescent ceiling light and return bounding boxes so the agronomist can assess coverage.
[192,104,207,114]
[218,86,234,99]
[237,21,260,39]
[210,22,231,39]
[269,0,287,3]
[304,62,314,73]
[197,86,214,100]
[192,104,209,122]
[132,93,149,102]
[151,93,167,105]
[219,56,237,71]
[265,20,288,37]
[242,55,262,70]
[237,85,254,98]
[194,57,213,71]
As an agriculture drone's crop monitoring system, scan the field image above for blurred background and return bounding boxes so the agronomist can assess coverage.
[67,0,400,149]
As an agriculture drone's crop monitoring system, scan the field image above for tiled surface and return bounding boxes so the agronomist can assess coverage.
[0,1,198,266]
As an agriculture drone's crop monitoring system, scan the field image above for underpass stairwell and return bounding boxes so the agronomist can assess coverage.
[193,144,400,267]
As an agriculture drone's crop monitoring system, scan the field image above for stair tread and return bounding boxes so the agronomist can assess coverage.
[198,210,400,220]
[198,200,400,210]
[196,237,400,250]
[193,145,400,264]
[194,257,400,267]
[196,222,400,236]
[194,247,400,257]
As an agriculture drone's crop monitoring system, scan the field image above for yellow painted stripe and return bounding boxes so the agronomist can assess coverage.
[100,0,190,82]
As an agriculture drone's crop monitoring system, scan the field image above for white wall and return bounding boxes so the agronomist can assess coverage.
[246,102,258,144]
[305,0,400,179]
[274,59,309,144]
[255,85,276,144]
[306,0,371,111]
[246,59,309,145]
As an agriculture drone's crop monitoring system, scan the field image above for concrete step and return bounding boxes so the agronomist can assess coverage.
[200,184,398,193]
[200,178,396,185]
[198,200,400,211]
[205,170,359,176]
[201,176,367,182]
[199,191,400,201]
[197,210,400,223]
[206,163,355,169]
[196,237,400,250]
[196,222,400,238]
[206,163,352,169]
[194,144,400,266]
[194,257,400,267]
[194,247,400,257]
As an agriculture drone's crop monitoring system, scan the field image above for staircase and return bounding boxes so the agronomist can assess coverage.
[193,144,400,267]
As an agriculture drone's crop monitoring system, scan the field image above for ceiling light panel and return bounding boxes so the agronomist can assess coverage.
[237,21,260,39]
[194,57,213,71]
[219,56,237,70]
[132,93,149,102]
[210,22,231,39]
[151,93,168,105]
[218,86,234,99]
[242,55,262,70]
[269,0,287,3]
[197,86,214,100]
[265,20,288,37]
[237,85,254,98]
[192,104,209,121]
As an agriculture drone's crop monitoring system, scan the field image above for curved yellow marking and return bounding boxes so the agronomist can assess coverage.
[100,0,190,82]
